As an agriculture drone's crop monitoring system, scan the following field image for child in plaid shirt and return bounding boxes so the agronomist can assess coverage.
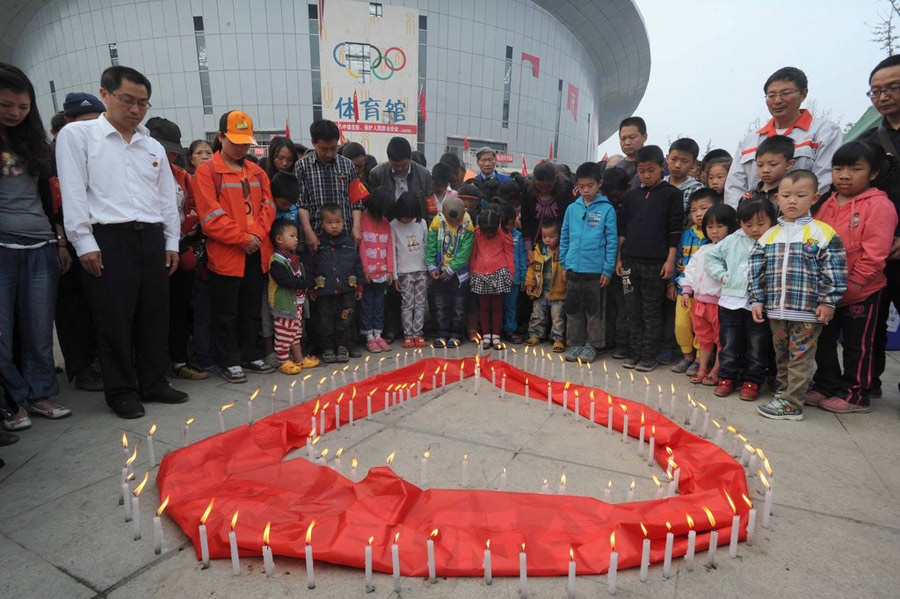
[749,170,847,421]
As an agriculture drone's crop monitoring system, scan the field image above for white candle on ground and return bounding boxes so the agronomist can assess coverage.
[730,514,741,558]
[499,468,507,491]
[131,495,141,540]
[639,533,651,581]
[441,370,446,387]
[384,390,390,414]
[484,540,492,585]
[474,368,480,394]
[182,418,194,447]
[663,525,674,578]
[567,549,576,599]
[263,545,275,577]
[199,524,210,568]
[647,430,656,466]
[574,391,580,418]
[461,454,469,487]
[762,484,774,529]
[674,466,681,490]
[146,426,157,467]
[319,407,326,436]
[525,380,530,403]
[603,480,612,501]
[541,479,549,494]
[686,529,696,571]
[590,398,595,424]
[270,384,277,414]
[153,515,163,554]
[622,411,629,442]
[229,516,240,575]
[122,477,132,521]
[420,451,430,486]
[607,400,614,433]
[365,538,374,592]
[626,479,635,502]
[335,402,341,430]
[305,542,315,588]
[351,458,358,483]
[638,425,645,454]
[501,374,506,398]
[558,473,567,495]
[519,545,528,598]
[608,533,618,595]
[367,392,373,420]
[427,530,437,583]
[547,382,552,410]
[349,399,354,426]
[392,533,401,593]
[707,529,718,567]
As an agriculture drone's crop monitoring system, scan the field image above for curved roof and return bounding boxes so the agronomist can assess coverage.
[1,0,650,143]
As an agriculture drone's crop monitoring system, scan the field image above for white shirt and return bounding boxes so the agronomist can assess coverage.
[56,114,179,256]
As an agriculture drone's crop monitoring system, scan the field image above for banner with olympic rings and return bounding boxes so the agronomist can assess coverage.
[320,0,419,159]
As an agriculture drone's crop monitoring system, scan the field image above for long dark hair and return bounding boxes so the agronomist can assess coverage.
[0,63,50,177]
[265,136,299,179]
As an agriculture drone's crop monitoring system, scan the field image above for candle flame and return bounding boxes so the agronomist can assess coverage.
[185,417,195,427]
[620,403,627,413]
[312,435,321,446]
[607,394,612,406]
[640,410,645,425]
[351,457,358,468]
[352,387,357,399]
[651,424,656,436]
[522,543,526,552]
[305,520,315,545]
[686,513,695,529]
[698,402,707,412]
[380,357,387,363]
[263,521,271,545]
[430,528,439,538]
[157,495,170,516]
[231,510,239,529]
[394,532,400,543]
[200,499,214,524]
[220,401,235,412]
[354,365,360,372]
[336,447,344,458]
[368,536,374,545]
[313,400,321,415]
[423,451,430,459]
[543,478,548,485]
[322,402,330,410]
[586,361,592,372]
[561,472,567,486]
[387,384,394,391]
[738,433,748,443]
[665,446,673,456]
[763,457,773,477]
[272,384,278,393]
[629,371,634,383]
[443,363,448,372]
[250,388,260,402]
[464,453,468,461]
[525,378,529,386]
[666,521,672,531]
[712,419,721,429]
[643,375,650,386]
[125,444,138,467]
[386,451,396,465]
[629,479,635,491]
[319,377,327,385]
[745,444,756,454]
[122,432,128,448]
[569,547,574,560]
[590,390,595,401]
[610,531,616,550]
[486,539,491,549]
[291,380,297,388]
[667,470,674,482]
[365,355,370,363]
[742,493,753,509]
[320,448,329,459]
[577,357,582,366]
[418,373,425,382]
[607,479,613,489]
[759,471,771,490]
[565,382,570,389]
[603,361,608,374]
[657,384,662,393]
[670,383,675,394]
[332,369,339,377]
[303,374,313,381]
[148,424,157,436]
[126,472,135,482]
[726,425,738,434]
[370,386,379,395]
[133,471,149,496]
[640,523,648,537]
[703,507,716,528]
[615,372,621,381]
[652,474,661,488]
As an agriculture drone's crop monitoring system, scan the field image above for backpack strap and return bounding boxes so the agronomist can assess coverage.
[210,167,222,199]
[878,125,899,158]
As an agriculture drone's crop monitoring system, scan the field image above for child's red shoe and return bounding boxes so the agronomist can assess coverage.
[714,379,734,397]
[739,382,759,401]
[402,338,416,348]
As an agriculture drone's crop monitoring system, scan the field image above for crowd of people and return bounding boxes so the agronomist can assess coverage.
[1,59,899,449]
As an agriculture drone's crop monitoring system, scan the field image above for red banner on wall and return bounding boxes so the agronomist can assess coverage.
[567,84,579,121]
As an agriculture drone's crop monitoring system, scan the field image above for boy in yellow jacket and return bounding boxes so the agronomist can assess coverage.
[524,220,567,351]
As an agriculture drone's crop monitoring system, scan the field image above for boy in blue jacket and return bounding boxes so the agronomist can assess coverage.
[560,162,618,363]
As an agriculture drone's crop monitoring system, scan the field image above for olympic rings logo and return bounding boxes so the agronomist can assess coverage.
[333,42,407,81]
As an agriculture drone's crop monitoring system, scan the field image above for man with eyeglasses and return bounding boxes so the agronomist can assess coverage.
[724,66,842,207]
[859,55,900,401]
[56,66,187,419]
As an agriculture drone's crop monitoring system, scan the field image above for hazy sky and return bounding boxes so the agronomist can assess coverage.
[597,0,891,158]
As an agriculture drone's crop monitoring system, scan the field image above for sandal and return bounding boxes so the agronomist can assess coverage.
[701,370,720,386]
[279,361,303,375]
[689,368,708,384]
[28,403,71,420]
[300,356,320,368]
[3,414,32,431]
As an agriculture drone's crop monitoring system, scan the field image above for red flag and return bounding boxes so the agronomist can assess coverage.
[566,84,579,121]
[318,0,325,38]
[418,85,427,122]
[601,152,609,162]
[521,155,528,177]
[352,90,359,122]
[340,127,346,145]
[549,141,554,161]
[285,118,291,139]
[464,136,469,153]
[521,52,540,78]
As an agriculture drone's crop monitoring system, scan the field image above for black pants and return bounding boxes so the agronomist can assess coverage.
[382,286,402,340]
[718,306,771,385]
[432,276,470,339]
[623,258,666,362]
[209,252,264,368]
[55,250,96,379]
[565,273,606,348]
[606,275,629,350]
[317,292,356,351]
[168,269,194,364]
[813,290,882,406]
[872,260,900,391]
[84,224,169,406]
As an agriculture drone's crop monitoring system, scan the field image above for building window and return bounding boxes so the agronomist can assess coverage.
[108,43,119,66]
[369,3,383,17]
[193,17,213,115]
[308,5,322,121]
[417,15,427,153]
[554,79,563,157]
[502,46,513,129]
[345,43,372,84]
[49,80,58,112]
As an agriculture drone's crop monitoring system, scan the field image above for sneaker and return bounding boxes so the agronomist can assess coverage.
[366,339,382,353]
[715,379,735,398]
[565,345,583,362]
[221,366,247,384]
[375,337,392,351]
[622,357,638,369]
[348,345,362,358]
[263,352,280,369]
[739,382,759,401]
[612,349,628,360]
[481,335,492,350]
[819,397,871,413]
[448,338,461,348]
[336,346,350,362]
[552,341,566,353]
[279,361,303,375]
[579,344,598,363]
[173,364,209,381]
[656,348,674,365]
[402,337,416,348]
[432,338,447,348]
[492,336,504,350]
[321,349,337,363]
[635,359,658,372]
[671,358,693,374]
[415,337,428,348]
[243,359,275,374]
[757,398,803,421]
[804,389,828,407]
[686,361,701,376]
[525,337,540,346]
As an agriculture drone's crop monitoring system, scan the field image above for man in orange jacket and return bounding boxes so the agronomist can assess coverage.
[193,110,276,383]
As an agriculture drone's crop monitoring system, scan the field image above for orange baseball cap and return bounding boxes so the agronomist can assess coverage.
[219,110,257,145]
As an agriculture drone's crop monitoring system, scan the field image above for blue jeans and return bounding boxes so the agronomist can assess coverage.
[432,275,469,339]
[0,240,60,405]
[717,306,771,384]
[361,282,386,332]
[503,287,519,334]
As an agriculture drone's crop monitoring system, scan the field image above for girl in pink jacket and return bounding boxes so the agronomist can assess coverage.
[470,207,515,350]
[359,188,395,352]
[810,141,898,413]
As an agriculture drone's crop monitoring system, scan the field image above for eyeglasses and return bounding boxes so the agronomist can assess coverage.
[764,89,801,101]
[110,92,151,109]
[866,84,900,99]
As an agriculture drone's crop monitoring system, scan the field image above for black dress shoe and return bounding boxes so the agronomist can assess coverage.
[109,398,145,419]
[74,371,104,392]
[0,431,19,446]
[144,388,189,404]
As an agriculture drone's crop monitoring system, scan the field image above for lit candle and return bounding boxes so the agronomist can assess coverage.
[639,524,651,581]
[626,479,635,502]
[427,528,438,583]
[744,494,757,546]
[747,445,759,475]
[417,375,423,397]
[351,457,358,482]
[491,367,496,387]
[616,372,622,396]
[248,388,259,424]
[442,364,448,387]
[302,373,312,401]
[663,521,674,578]
[647,425,656,466]
[541,479,549,494]
[713,419,723,446]
[652,474,664,499]
[588,361,594,387]
[459,360,465,384]
[524,378,530,403]
[669,383,676,415]
[319,401,329,435]
[270,384,277,414]
[621,404,628,442]
[461,454,469,488]
[629,370,635,394]
[760,471,774,528]
[229,510,240,576]
[334,447,344,475]
[685,513,696,571]
[607,395,613,433]
[289,380,296,405]
[474,364,481,395]
[657,383,663,411]
[563,383,569,412]
[153,495,169,555]
[608,531,618,595]
[349,398,354,427]
[330,369,337,390]
[218,403,234,433]
[182,418,194,447]
[367,388,374,420]
[704,507,718,567]
[199,499,214,568]
[262,522,275,577]
[379,357,385,374]
[558,472,567,495]
[394,352,400,370]
[386,451,396,471]
[353,365,360,383]
[433,371,438,391]
[673,463,681,491]
[316,448,328,466]
[643,376,651,403]
[499,468,507,491]
[364,355,370,378]
[550,355,555,380]
[589,391,595,424]
[519,543,528,598]
[637,411,645,454]
[567,547,576,599]
[725,490,740,558]
[577,357,584,384]
[560,354,566,380]
[146,425,157,467]
[365,536,374,592]
[131,471,148,541]
[666,469,676,498]
[335,394,342,430]
[484,539,492,585]
[690,398,699,431]
[305,520,316,588]
[420,451,430,486]
[501,373,506,398]
[574,390,580,418]
[547,381,552,411]
[306,431,314,459]
[392,532,401,593]
[603,360,609,389]
[603,479,612,501]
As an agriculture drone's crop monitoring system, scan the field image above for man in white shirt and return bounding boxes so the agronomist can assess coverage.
[56,66,187,418]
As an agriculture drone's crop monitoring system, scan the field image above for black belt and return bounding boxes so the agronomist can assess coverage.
[95,221,163,231]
